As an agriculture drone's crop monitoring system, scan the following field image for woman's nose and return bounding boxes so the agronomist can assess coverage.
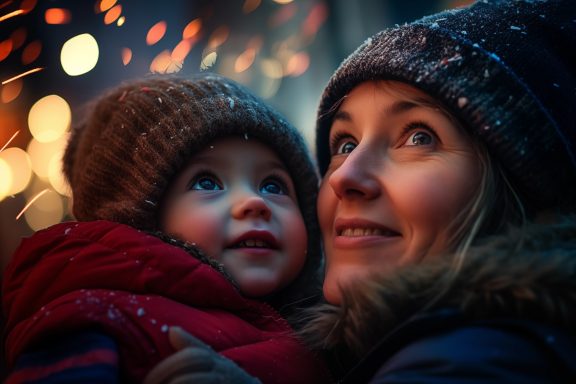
[231,194,272,221]
[328,148,381,200]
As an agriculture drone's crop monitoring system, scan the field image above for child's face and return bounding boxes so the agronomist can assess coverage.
[318,81,480,304]
[161,138,307,298]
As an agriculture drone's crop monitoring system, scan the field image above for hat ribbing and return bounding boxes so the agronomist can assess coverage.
[316,0,576,212]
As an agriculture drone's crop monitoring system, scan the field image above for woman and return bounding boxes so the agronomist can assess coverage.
[145,0,576,382]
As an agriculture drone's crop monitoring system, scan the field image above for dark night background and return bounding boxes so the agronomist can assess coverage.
[0,0,472,272]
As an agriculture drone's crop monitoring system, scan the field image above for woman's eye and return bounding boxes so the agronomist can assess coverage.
[190,174,222,191]
[336,140,357,154]
[404,131,434,146]
[260,178,287,195]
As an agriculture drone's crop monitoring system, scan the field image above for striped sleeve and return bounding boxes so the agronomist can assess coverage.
[5,331,119,384]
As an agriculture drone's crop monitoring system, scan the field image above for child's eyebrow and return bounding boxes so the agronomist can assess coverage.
[260,160,289,173]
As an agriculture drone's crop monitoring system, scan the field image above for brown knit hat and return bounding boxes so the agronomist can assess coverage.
[63,73,322,310]
[316,0,576,213]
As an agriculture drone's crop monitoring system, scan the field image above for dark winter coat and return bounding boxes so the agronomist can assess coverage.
[303,218,576,383]
[2,220,331,383]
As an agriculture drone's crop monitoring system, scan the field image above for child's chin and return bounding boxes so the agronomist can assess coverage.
[236,272,280,298]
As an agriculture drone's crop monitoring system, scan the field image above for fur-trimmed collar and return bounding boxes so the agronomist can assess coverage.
[302,217,576,361]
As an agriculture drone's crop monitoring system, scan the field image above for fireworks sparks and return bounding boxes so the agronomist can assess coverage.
[1,67,43,85]
[0,9,23,22]
[0,0,330,237]
[0,131,19,153]
[15,188,49,220]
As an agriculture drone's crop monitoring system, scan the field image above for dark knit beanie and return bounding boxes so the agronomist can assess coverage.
[63,73,322,310]
[316,0,576,213]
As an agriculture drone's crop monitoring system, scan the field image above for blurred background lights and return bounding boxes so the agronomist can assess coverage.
[234,48,256,73]
[146,21,167,45]
[286,52,309,77]
[0,39,13,61]
[98,0,118,12]
[172,39,194,62]
[20,0,38,13]
[243,0,262,14]
[182,19,202,39]
[10,28,27,50]
[122,47,132,65]
[104,4,122,25]
[0,158,13,201]
[0,148,32,196]
[200,51,217,70]
[23,189,64,231]
[44,8,72,24]
[26,135,69,180]
[60,33,99,76]
[48,152,70,196]
[207,26,229,49]
[1,78,23,103]
[150,50,182,73]
[28,95,71,143]
[21,40,42,65]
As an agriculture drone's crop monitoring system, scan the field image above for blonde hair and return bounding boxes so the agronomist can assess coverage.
[372,80,526,278]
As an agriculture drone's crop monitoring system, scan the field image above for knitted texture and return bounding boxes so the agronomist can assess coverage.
[63,73,322,310]
[316,0,576,212]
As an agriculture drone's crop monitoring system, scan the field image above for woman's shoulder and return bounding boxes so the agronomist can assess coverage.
[348,313,576,383]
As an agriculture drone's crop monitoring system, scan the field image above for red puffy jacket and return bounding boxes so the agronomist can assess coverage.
[2,220,330,383]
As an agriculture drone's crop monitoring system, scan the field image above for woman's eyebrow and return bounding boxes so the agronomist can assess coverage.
[333,110,351,121]
[384,100,420,115]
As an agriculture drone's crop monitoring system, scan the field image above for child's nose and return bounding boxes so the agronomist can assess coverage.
[231,195,272,221]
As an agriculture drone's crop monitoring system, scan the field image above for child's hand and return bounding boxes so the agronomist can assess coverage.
[143,326,261,384]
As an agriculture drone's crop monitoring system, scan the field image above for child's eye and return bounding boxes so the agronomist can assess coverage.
[189,173,223,191]
[260,177,288,195]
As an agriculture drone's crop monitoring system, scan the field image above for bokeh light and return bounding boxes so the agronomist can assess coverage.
[207,26,229,49]
[1,79,23,103]
[48,150,70,197]
[172,39,194,62]
[146,21,167,45]
[28,95,71,143]
[0,158,12,201]
[26,136,68,183]
[10,28,27,51]
[0,39,13,62]
[104,4,122,25]
[286,52,309,76]
[20,0,38,13]
[21,40,42,65]
[150,50,182,73]
[23,188,64,231]
[243,0,262,14]
[60,33,99,76]
[122,47,132,65]
[98,0,118,13]
[234,48,256,73]
[182,19,202,39]
[200,51,218,70]
[44,8,71,24]
[0,148,32,196]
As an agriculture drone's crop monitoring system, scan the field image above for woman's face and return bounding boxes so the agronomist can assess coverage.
[318,81,480,304]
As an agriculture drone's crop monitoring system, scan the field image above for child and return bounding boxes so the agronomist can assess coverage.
[2,74,331,383]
